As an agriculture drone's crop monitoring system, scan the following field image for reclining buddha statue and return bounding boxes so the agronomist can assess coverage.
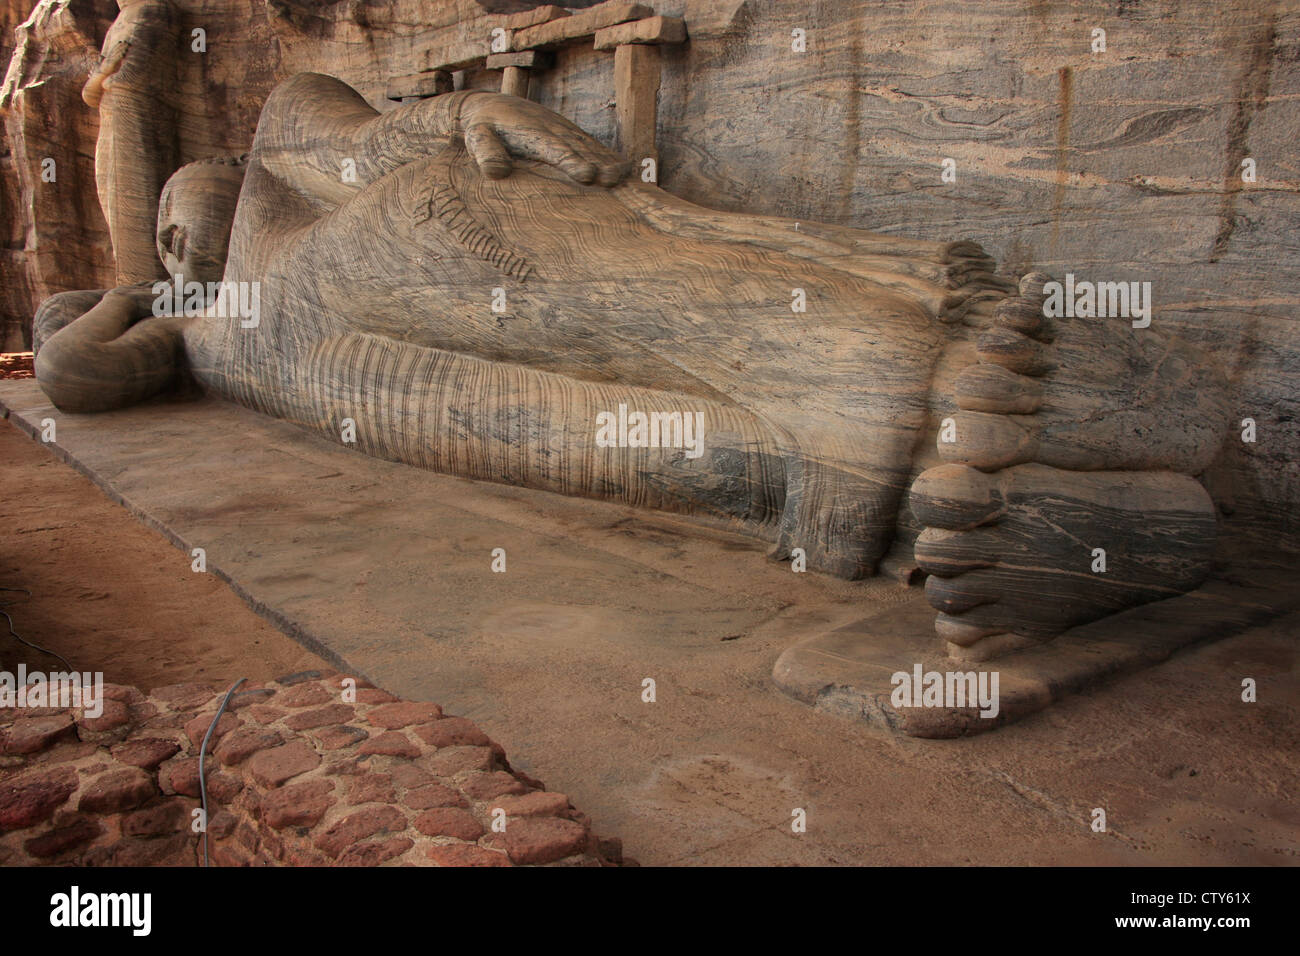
[33,72,1231,661]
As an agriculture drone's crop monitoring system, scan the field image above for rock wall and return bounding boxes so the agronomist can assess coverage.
[2,0,1297,554]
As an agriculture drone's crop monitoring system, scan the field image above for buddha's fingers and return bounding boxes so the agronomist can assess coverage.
[464,124,513,180]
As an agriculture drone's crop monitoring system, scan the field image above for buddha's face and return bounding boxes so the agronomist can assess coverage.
[156,162,245,284]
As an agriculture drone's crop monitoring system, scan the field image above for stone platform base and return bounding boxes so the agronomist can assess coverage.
[774,577,1299,737]
[3,378,1293,746]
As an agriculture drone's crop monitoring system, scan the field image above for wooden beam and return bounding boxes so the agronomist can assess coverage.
[500,65,529,98]
[512,2,651,50]
[485,50,553,70]
[614,43,660,171]
[386,70,453,102]
[427,39,492,73]
[593,16,687,51]
[503,5,569,30]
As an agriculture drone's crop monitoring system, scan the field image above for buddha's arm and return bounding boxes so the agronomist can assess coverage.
[34,286,186,414]
[81,1,179,108]
[81,41,128,108]
[254,73,627,207]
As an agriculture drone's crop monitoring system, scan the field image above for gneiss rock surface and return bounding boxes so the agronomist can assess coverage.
[34,68,1232,657]
[3,0,1294,579]
[0,671,622,866]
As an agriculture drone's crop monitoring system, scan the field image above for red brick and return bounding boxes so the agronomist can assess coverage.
[389,764,435,789]
[213,726,284,766]
[275,683,332,708]
[23,817,102,858]
[337,836,413,866]
[413,807,483,841]
[462,771,527,801]
[246,705,286,725]
[78,767,157,814]
[357,731,421,759]
[131,702,162,725]
[424,745,494,776]
[97,831,194,867]
[347,772,395,805]
[207,810,237,840]
[151,683,215,710]
[76,698,131,735]
[0,766,78,830]
[426,844,512,867]
[314,805,408,858]
[414,717,490,748]
[235,821,260,851]
[0,714,75,754]
[246,740,321,788]
[283,845,328,866]
[160,756,204,797]
[283,703,355,732]
[486,816,589,865]
[491,791,571,818]
[110,737,180,771]
[122,799,187,837]
[101,683,146,704]
[260,779,336,830]
[312,725,368,751]
[324,755,368,776]
[402,782,468,810]
[2,701,65,718]
[207,772,243,803]
[355,688,398,705]
[211,843,253,868]
[227,687,276,710]
[365,702,443,729]
[184,711,241,749]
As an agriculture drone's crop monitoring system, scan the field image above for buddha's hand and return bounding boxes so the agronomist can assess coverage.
[109,281,173,321]
[82,41,131,107]
[457,92,630,186]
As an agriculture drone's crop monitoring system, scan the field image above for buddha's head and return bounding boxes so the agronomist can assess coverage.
[156,156,247,284]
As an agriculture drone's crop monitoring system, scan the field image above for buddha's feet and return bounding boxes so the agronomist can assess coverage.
[938,273,1230,474]
[911,463,1217,660]
[909,274,1228,660]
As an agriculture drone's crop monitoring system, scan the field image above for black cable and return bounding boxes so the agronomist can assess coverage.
[0,586,75,672]
[198,677,246,868]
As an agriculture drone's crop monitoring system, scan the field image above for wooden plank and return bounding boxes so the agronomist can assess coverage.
[428,39,492,73]
[385,70,453,102]
[614,43,660,166]
[512,2,652,51]
[500,66,529,99]
[485,50,553,70]
[503,5,570,30]
[593,16,687,51]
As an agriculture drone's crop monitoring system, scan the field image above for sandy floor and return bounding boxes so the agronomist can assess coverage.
[2,412,1296,867]
[0,421,326,690]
